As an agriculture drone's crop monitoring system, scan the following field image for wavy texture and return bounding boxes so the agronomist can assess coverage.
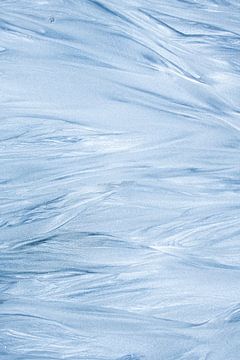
[0,0,240,359]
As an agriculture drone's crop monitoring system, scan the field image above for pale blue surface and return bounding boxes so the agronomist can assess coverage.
[0,1,240,359]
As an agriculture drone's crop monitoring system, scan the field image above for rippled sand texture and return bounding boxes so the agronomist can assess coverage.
[1,0,240,359]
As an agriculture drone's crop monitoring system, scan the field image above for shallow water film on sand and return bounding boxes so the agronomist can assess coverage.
[0,0,240,359]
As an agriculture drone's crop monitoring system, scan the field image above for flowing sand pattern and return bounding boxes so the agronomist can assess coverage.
[0,0,240,359]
